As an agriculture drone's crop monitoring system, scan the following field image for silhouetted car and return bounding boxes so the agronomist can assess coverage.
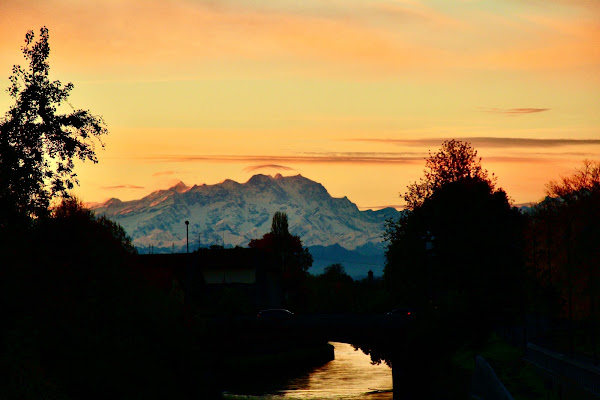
[386,307,415,319]
[257,309,294,320]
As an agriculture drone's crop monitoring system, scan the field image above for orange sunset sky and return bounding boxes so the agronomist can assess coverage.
[1,0,599,209]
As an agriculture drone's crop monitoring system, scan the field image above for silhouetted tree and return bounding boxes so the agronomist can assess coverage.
[391,181,523,339]
[385,140,518,320]
[0,29,220,400]
[249,211,313,273]
[323,263,349,277]
[385,140,524,346]
[47,196,136,256]
[307,263,354,313]
[526,160,600,359]
[546,159,600,200]
[249,212,312,309]
[523,197,564,317]
[1,198,222,399]
[271,210,289,236]
[404,139,495,210]
[527,161,600,318]
[0,27,107,228]
[377,141,526,397]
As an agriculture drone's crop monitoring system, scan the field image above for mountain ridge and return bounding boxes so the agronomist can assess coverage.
[91,174,401,257]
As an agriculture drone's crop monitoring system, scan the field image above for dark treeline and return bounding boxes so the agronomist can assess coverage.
[0,27,219,399]
[306,142,599,350]
[524,160,600,356]
[1,199,217,399]
[269,140,598,398]
[348,141,599,398]
[303,264,386,314]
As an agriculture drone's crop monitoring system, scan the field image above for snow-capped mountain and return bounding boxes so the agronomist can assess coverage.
[91,174,401,255]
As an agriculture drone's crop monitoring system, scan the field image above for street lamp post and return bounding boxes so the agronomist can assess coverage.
[185,220,189,254]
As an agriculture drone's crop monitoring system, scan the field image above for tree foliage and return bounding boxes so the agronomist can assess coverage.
[323,263,349,278]
[249,211,313,273]
[249,212,313,309]
[385,140,524,346]
[372,144,525,391]
[271,210,289,236]
[0,30,220,399]
[404,139,495,210]
[0,198,217,399]
[526,160,600,322]
[0,27,107,227]
[546,159,600,202]
[307,264,354,313]
[49,196,136,255]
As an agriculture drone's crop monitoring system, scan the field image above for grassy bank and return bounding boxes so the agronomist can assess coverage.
[452,334,554,400]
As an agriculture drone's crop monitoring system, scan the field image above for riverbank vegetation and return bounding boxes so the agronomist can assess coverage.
[452,334,550,400]
[0,27,221,399]
[374,141,599,397]
[1,197,222,399]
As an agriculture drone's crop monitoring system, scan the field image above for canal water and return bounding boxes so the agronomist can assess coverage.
[224,342,393,399]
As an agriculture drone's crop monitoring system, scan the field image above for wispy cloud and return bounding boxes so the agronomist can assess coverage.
[469,138,600,148]
[302,151,424,157]
[0,0,428,75]
[350,137,600,148]
[141,153,424,165]
[152,171,177,177]
[521,0,600,11]
[3,0,598,79]
[243,164,296,172]
[479,107,550,115]
[484,156,562,163]
[101,184,145,190]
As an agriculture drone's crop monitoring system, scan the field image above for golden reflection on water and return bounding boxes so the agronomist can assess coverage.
[227,342,393,400]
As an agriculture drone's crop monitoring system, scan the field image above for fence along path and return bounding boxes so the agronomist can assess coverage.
[524,343,600,398]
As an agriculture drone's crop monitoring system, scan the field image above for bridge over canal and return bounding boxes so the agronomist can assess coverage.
[204,312,418,398]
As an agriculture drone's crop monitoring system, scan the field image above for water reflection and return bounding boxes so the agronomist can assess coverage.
[226,342,393,399]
